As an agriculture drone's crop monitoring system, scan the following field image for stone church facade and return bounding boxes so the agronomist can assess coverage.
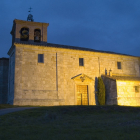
[1,19,140,106]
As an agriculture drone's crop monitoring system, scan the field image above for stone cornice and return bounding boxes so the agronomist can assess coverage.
[14,19,49,27]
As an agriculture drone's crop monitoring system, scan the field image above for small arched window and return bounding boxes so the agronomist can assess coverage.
[20,27,29,41]
[34,29,41,42]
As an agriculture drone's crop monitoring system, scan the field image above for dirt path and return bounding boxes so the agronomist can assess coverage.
[0,107,38,116]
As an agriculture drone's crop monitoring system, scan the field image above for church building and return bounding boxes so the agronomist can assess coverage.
[1,14,140,106]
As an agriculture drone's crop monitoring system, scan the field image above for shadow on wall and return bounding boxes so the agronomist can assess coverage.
[101,75,118,105]
[7,100,13,105]
[95,77,99,105]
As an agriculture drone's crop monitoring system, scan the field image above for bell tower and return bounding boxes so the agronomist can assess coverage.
[10,10,49,45]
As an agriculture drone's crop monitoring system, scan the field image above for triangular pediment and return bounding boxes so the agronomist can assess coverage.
[71,73,93,82]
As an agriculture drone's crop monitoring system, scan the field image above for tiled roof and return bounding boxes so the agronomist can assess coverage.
[102,75,140,81]
[14,42,136,57]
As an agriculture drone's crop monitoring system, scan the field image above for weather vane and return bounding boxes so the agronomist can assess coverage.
[27,7,34,22]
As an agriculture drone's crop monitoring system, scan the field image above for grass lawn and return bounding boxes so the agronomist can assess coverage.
[0,104,21,109]
[0,105,140,140]
[0,104,40,109]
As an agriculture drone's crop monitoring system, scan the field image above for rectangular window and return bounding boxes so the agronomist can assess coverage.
[117,62,121,69]
[79,58,84,66]
[135,86,139,93]
[38,54,44,63]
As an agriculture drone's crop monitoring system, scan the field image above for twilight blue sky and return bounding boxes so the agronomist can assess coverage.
[1,0,140,57]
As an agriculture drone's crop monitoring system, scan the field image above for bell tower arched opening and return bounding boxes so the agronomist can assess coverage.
[20,27,29,41]
[34,29,41,42]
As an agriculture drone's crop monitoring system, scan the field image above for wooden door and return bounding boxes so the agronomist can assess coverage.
[77,85,88,105]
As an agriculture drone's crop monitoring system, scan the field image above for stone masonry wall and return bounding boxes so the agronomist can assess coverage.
[117,80,140,106]
[98,54,139,77]
[8,51,15,104]
[12,43,140,106]
[0,58,9,104]
[13,20,49,44]
[102,76,117,105]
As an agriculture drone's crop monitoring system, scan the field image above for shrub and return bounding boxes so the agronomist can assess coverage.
[97,77,105,105]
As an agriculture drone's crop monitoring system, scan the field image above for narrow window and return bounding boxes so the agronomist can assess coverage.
[38,54,44,63]
[34,29,41,42]
[79,58,84,66]
[135,86,139,93]
[117,62,121,69]
[20,27,29,41]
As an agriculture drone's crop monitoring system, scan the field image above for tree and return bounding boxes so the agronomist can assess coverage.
[97,77,105,105]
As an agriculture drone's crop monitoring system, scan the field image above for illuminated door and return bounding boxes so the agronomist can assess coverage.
[77,85,88,105]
